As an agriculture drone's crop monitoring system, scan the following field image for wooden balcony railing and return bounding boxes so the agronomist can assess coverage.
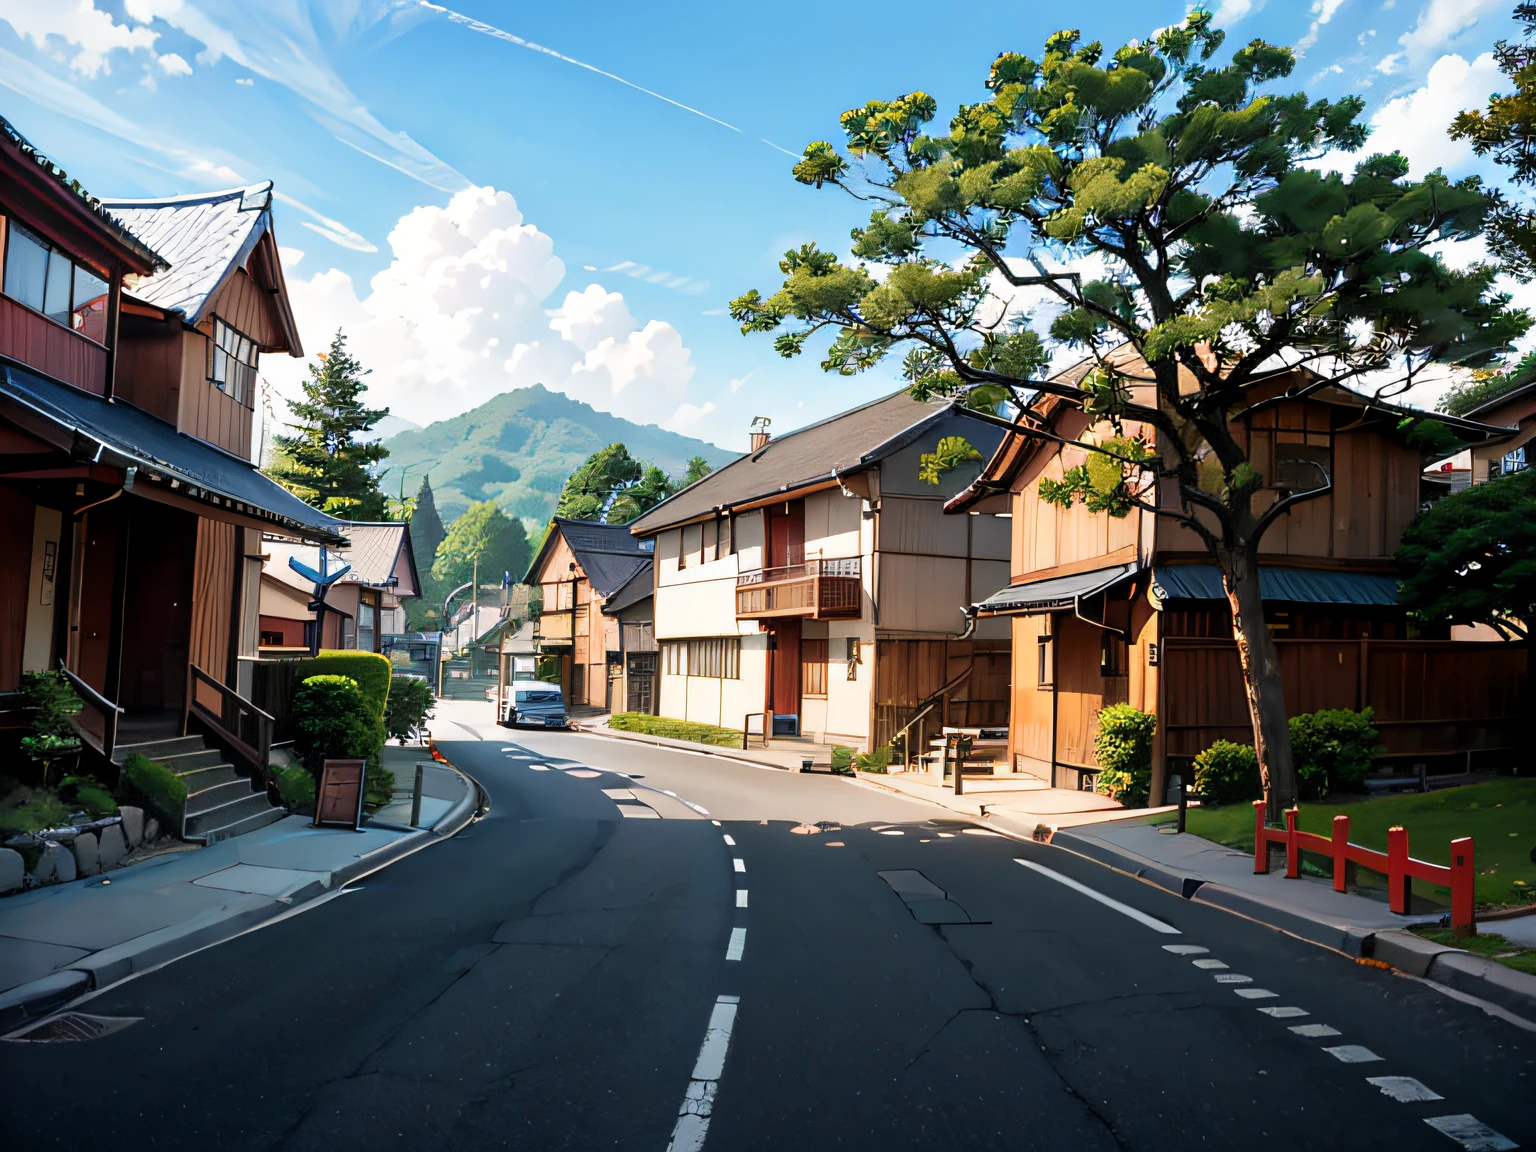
[735,557,862,620]
[61,665,121,761]
[186,665,274,790]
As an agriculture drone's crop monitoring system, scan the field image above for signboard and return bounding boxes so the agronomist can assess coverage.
[314,759,366,830]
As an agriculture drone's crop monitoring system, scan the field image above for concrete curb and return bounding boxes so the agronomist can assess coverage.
[0,762,482,1036]
[571,722,794,771]
[1050,827,1536,1019]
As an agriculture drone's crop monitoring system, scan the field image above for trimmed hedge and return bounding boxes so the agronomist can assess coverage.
[297,650,392,719]
[385,675,435,744]
[1093,704,1156,808]
[121,753,187,833]
[1291,708,1379,799]
[1193,741,1261,806]
[608,712,742,748]
[291,674,391,812]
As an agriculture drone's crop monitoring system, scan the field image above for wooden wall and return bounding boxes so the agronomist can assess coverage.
[177,327,254,459]
[114,311,182,423]
[0,487,35,691]
[190,517,237,686]
[0,293,107,395]
[871,637,1008,749]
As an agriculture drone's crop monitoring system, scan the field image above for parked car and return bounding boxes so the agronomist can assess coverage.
[503,682,569,729]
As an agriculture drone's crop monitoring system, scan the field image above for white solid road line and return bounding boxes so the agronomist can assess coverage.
[1014,859,1181,934]
[736,890,748,908]
[1366,1076,1443,1103]
[1424,1114,1519,1151]
[732,858,746,873]
[667,995,741,1152]
[725,927,746,961]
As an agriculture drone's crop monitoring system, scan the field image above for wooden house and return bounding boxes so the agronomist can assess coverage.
[0,112,339,833]
[259,523,421,654]
[628,394,1012,751]
[946,348,1524,803]
[526,519,654,711]
[601,560,658,714]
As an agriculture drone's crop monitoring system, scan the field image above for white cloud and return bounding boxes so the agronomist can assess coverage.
[1396,0,1505,67]
[1297,0,1349,52]
[235,76,252,85]
[1360,52,1500,176]
[156,51,190,75]
[277,246,304,267]
[729,371,754,393]
[1212,0,1262,25]
[265,185,697,429]
[0,0,157,77]
[603,260,709,295]
[670,400,716,426]
[274,191,376,253]
[181,157,245,183]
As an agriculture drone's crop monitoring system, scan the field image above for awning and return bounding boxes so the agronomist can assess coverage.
[974,561,1141,617]
[1150,565,1398,606]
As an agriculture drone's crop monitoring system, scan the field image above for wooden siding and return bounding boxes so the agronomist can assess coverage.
[118,501,195,712]
[0,487,35,690]
[871,638,1008,749]
[190,517,237,686]
[177,326,254,458]
[113,311,182,423]
[210,266,283,349]
[0,292,107,394]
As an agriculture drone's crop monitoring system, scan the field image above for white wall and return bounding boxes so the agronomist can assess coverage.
[22,506,61,672]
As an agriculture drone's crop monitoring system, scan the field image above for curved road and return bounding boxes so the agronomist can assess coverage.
[2,708,1532,1150]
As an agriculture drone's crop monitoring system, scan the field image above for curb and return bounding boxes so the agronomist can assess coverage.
[1049,828,1536,1019]
[571,722,794,771]
[0,762,482,1036]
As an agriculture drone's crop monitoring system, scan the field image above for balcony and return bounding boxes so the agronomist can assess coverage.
[736,558,862,620]
[534,612,574,645]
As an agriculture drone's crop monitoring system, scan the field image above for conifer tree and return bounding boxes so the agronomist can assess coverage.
[268,331,389,519]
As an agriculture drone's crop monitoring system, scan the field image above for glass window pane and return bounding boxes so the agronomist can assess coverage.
[44,250,72,324]
[72,264,108,344]
[212,345,228,386]
[4,223,49,312]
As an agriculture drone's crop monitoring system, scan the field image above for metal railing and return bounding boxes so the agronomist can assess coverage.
[185,665,275,790]
[60,666,121,762]
[737,557,861,586]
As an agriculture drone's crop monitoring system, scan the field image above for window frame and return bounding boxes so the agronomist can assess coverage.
[1,218,112,347]
[801,637,828,698]
[208,315,259,408]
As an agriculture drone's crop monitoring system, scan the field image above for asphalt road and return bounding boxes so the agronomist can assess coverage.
[2,713,1533,1150]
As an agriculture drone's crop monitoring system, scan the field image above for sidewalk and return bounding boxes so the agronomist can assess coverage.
[0,746,478,1033]
[572,717,819,771]
[852,768,1153,832]
[1054,817,1536,1020]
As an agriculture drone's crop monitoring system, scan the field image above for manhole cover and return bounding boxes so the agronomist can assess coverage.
[5,1013,142,1043]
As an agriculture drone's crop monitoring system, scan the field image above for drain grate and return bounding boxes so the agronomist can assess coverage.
[5,1012,142,1043]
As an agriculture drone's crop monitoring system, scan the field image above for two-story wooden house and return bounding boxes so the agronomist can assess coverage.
[947,348,1524,803]
[0,113,339,829]
[628,393,1012,752]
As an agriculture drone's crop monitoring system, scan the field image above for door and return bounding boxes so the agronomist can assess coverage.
[765,499,805,570]
[770,618,801,719]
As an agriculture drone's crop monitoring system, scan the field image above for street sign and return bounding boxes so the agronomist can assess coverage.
[314,759,366,830]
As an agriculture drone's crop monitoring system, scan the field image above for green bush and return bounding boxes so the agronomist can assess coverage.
[0,784,70,834]
[274,765,316,810]
[1290,708,1379,799]
[297,650,393,718]
[1194,740,1261,806]
[385,675,435,744]
[1092,704,1156,808]
[830,746,854,774]
[120,753,187,832]
[60,774,119,819]
[608,712,743,748]
[291,675,389,813]
[855,745,893,773]
[20,669,82,737]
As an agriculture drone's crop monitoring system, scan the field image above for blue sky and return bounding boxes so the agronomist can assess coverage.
[0,0,1523,453]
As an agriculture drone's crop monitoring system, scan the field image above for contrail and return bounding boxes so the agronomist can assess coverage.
[420,2,743,134]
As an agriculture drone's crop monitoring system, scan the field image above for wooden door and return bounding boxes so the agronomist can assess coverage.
[771,618,801,716]
[766,500,805,569]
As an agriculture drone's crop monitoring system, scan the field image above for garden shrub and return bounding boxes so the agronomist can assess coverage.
[121,753,187,832]
[0,784,70,834]
[1193,740,1261,806]
[296,651,392,719]
[273,765,316,810]
[608,712,742,748]
[19,669,83,786]
[59,774,119,819]
[830,746,854,774]
[385,675,435,744]
[290,675,390,813]
[1092,704,1157,808]
[855,745,893,773]
[1290,708,1379,799]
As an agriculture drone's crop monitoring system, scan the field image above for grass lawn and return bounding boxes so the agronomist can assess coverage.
[1166,778,1536,907]
[1412,926,1536,977]
[607,712,743,749]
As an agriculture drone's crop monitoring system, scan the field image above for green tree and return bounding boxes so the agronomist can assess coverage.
[731,14,1528,817]
[268,331,390,519]
[555,443,678,523]
[683,455,713,485]
[404,477,447,631]
[432,501,533,592]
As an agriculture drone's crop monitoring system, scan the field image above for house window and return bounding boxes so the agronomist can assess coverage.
[1100,632,1129,678]
[801,638,828,698]
[357,600,376,654]
[845,636,860,681]
[664,640,686,676]
[2,220,110,345]
[209,317,258,407]
[1497,446,1528,477]
[668,637,740,679]
[721,516,733,556]
[260,630,285,646]
[638,537,655,553]
[679,524,700,569]
[702,519,718,564]
[1273,432,1331,493]
[1037,634,1054,689]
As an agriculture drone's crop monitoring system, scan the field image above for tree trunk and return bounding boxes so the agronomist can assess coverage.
[1221,550,1296,822]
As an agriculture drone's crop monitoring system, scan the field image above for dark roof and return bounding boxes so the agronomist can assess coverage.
[525,517,653,597]
[1150,565,1398,606]
[0,363,343,544]
[974,562,1141,617]
[0,113,165,274]
[1463,378,1536,420]
[103,183,301,353]
[628,391,958,535]
[600,559,653,615]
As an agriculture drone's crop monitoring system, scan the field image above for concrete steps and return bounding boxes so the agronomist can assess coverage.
[113,732,286,845]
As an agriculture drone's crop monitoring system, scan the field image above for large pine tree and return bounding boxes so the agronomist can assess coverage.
[268,331,389,520]
[410,477,447,570]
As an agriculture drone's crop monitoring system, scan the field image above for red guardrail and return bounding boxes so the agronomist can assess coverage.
[1251,800,1476,937]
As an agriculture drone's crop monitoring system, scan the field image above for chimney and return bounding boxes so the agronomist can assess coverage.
[749,415,772,452]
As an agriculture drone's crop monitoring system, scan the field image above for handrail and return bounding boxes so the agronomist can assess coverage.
[742,711,769,749]
[186,664,274,789]
[59,665,121,760]
[888,663,975,768]
[738,557,862,586]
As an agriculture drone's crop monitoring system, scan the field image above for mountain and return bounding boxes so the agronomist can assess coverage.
[366,414,421,441]
[378,384,738,523]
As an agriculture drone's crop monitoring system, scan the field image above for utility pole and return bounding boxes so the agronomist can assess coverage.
[471,550,479,679]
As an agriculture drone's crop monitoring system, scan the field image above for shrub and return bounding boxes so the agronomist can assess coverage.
[296,651,392,719]
[1290,708,1379,799]
[291,675,389,813]
[1092,704,1156,808]
[607,712,743,748]
[20,669,82,737]
[0,784,70,834]
[1193,741,1261,806]
[274,765,316,810]
[59,774,119,819]
[855,745,893,773]
[385,675,435,744]
[830,746,854,774]
[121,753,187,833]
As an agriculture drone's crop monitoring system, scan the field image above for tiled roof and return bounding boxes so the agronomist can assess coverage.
[600,559,653,615]
[628,390,956,535]
[263,522,420,597]
[525,517,654,596]
[102,184,285,335]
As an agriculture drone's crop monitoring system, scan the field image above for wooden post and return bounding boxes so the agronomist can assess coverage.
[1387,825,1411,915]
[1284,807,1300,879]
[1331,814,1350,893]
[410,763,423,829]
[1252,800,1268,874]
[1450,836,1476,938]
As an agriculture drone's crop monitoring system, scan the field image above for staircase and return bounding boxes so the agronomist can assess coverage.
[113,735,286,844]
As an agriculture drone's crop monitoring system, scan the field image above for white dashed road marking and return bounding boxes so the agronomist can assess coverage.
[1259,1006,1309,1018]
[1213,974,1253,985]
[1233,988,1277,999]
[1424,1114,1519,1151]
[602,788,638,800]
[725,927,746,961]
[619,806,660,819]
[1367,1077,1444,1103]
[722,834,736,846]
[732,858,746,873]
[1290,1023,1341,1038]
[1163,944,1208,955]
[735,890,748,908]
[1014,859,1181,934]
[527,765,549,772]
[667,995,740,1152]
[1324,1045,1382,1064]
[1193,959,1228,969]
